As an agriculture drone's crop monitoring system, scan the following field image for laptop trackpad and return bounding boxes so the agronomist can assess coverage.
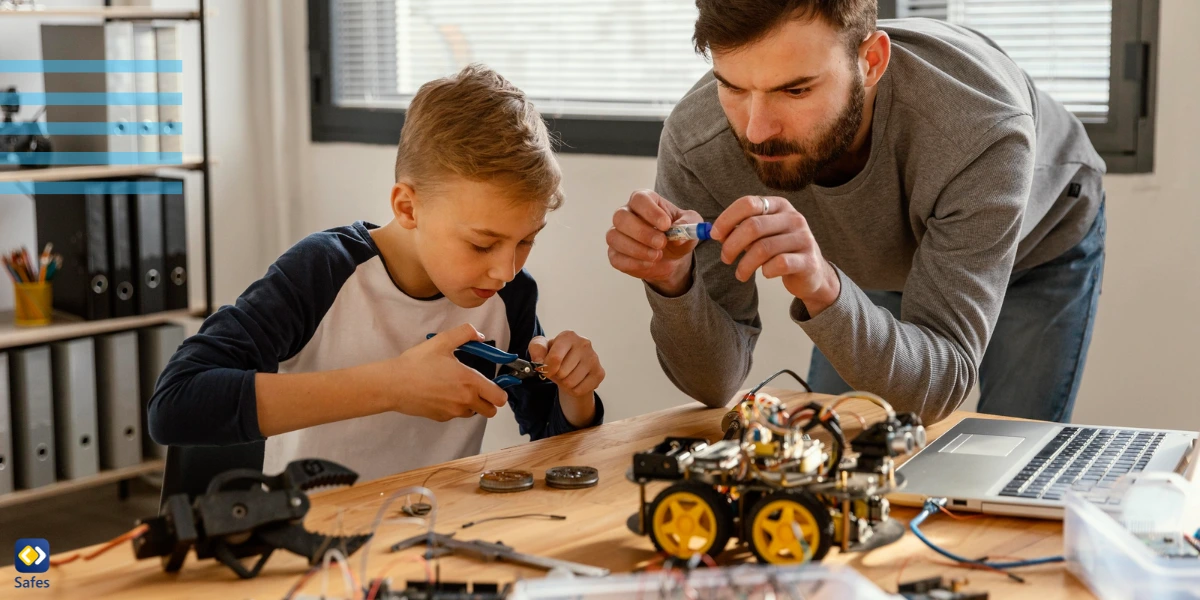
[939,433,1025,457]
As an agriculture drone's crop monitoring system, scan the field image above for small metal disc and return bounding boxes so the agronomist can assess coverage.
[402,502,432,516]
[545,466,600,489]
[479,469,535,493]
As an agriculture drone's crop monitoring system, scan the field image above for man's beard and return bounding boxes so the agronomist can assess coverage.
[735,78,865,191]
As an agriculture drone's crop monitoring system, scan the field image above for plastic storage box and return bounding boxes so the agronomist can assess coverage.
[1065,490,1200,600]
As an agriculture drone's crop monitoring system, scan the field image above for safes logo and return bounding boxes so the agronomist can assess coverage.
[14,539,49,574]
[13,538,51,590]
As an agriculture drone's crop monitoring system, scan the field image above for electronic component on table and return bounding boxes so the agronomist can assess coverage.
[544,466,599,489]
[479,469,535,493]
[897,576,988,600]
[132,459,371,579]
[628,368,927,565]
[665,222,713,242]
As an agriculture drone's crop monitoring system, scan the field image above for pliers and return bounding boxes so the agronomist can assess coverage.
[427,334,547,389]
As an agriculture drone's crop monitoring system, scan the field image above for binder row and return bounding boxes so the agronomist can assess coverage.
[34,176,188,320]
[0,324,184,494]
[40,22,183,163]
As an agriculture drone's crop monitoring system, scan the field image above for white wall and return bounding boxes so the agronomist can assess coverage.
[291,0,1200,453]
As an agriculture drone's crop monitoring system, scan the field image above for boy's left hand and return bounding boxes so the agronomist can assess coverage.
[529,331,603,425]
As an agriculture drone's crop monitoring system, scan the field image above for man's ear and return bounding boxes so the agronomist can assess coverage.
[392,181,419,230]
[859,30,891,88]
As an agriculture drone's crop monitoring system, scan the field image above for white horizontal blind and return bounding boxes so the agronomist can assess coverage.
[331,0,712,119]
[897,0,1113,123]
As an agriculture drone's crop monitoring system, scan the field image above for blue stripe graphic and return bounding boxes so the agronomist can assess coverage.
[0,92,183,106]
[0,181,185,195]
[3,152,184,165]
[0,122,182,135]
[0,60,183,73]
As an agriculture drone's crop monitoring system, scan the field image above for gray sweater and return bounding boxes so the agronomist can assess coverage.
[646,19,1106,423]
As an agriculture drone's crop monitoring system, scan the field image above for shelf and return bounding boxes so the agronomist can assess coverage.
[0,308,204,351]
[0,459,164,510]
[0,6,200,20]
[0,156,204,184]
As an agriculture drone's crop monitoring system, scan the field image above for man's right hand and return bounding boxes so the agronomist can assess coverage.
[607,189,702,297]
[356,323,508,422]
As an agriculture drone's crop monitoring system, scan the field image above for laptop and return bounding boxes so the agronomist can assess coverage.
[891,418,1200,519]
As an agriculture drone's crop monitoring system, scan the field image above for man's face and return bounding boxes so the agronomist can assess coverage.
[713,17,866,191]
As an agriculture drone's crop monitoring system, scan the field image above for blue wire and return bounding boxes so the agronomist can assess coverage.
[909,500,1065,570]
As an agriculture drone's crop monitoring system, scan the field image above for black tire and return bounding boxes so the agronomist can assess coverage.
[746,489,834,564]
[647,482,734,561]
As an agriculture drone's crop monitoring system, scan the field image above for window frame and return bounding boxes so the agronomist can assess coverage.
[307,0,663,156]
[309,0,1157,172]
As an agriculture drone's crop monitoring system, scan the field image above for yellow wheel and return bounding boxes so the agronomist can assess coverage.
[648,482,733,560]
[747,490,833,564]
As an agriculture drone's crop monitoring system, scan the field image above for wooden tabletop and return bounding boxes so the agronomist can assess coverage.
[5,389,1090,599]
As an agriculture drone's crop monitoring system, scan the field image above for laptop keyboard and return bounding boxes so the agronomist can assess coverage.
[998,427,1165,503]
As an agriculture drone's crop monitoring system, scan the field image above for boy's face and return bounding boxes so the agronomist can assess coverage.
[412,177,548,308]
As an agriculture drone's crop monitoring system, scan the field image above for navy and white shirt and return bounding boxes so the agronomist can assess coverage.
[148,222,604,481]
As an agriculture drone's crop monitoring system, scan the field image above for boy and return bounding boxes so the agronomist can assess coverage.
[148,65,605,481]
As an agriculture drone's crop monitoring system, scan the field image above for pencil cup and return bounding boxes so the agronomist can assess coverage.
[13,281,52,327]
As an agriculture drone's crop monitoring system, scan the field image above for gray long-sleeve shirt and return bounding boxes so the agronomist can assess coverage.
[646,19,1106,423]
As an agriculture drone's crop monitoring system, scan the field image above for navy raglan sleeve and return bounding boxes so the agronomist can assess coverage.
[147,226,376,446]
[501,270,604,440]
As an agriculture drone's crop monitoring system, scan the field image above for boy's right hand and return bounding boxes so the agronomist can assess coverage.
[607,189,702,297]
[364,323,508,422]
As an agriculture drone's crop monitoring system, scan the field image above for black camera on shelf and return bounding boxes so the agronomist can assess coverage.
[1,85,53,171]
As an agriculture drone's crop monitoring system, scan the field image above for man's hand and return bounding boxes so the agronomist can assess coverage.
[607,189,703,297]
[710,195,841,315]
[529,331,603,427]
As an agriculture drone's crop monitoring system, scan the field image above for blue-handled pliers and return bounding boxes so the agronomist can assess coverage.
[427,334,546,389]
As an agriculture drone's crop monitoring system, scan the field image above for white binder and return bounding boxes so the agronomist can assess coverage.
[50,338,101,480]
[95,332,143,469]
[10,347,57,490]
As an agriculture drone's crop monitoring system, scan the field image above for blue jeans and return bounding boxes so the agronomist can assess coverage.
[808,201,1106,423]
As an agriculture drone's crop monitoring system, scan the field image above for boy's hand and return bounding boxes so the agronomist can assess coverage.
[529,331,603,427]
[373,323,508,422]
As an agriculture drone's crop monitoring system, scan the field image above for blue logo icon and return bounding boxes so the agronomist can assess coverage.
[14,539,49,574]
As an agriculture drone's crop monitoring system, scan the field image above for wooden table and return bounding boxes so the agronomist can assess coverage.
[3,390,1090,599]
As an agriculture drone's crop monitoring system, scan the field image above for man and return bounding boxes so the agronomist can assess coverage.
[606,0,1106,424]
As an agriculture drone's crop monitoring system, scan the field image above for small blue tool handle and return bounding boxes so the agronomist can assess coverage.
[426,334,524,389]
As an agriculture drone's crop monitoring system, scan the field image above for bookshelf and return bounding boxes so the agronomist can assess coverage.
[0,1,215,507]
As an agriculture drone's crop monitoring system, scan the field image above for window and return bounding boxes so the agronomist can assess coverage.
[310,0,1157,170]
[309,0,708,155]
[886,0,1158,172]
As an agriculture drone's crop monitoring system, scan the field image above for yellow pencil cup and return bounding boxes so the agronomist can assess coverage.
[13,281,52,327]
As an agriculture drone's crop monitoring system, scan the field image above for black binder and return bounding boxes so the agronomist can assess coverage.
[34,188,111,320]
[161,178,188,311]
[108,192,137,318]
[130,181,165,315]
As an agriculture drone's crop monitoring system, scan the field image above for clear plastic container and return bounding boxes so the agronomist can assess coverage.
[509,564,896,600]
[1064,490,1200,600]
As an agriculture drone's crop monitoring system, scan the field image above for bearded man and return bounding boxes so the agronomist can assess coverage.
[606,0,1107,424]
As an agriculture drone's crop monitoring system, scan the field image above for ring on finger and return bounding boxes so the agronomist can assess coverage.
[759,196,771,216]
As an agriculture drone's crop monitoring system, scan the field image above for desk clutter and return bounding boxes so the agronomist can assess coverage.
[0,322,183,495]
[33,368,1200,600]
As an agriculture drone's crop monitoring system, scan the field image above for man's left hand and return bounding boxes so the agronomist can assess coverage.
[710,195,842,316]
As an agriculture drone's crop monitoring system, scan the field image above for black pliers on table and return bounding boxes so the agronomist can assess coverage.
[427,334,547,389]
[132,459,372,579]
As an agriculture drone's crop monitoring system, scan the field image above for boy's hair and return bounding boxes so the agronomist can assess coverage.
[395,64,563,210]
[693,0,876,60]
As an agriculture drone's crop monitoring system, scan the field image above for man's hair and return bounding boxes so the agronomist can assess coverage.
[395,64,563,209]
[693,0,877,59]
